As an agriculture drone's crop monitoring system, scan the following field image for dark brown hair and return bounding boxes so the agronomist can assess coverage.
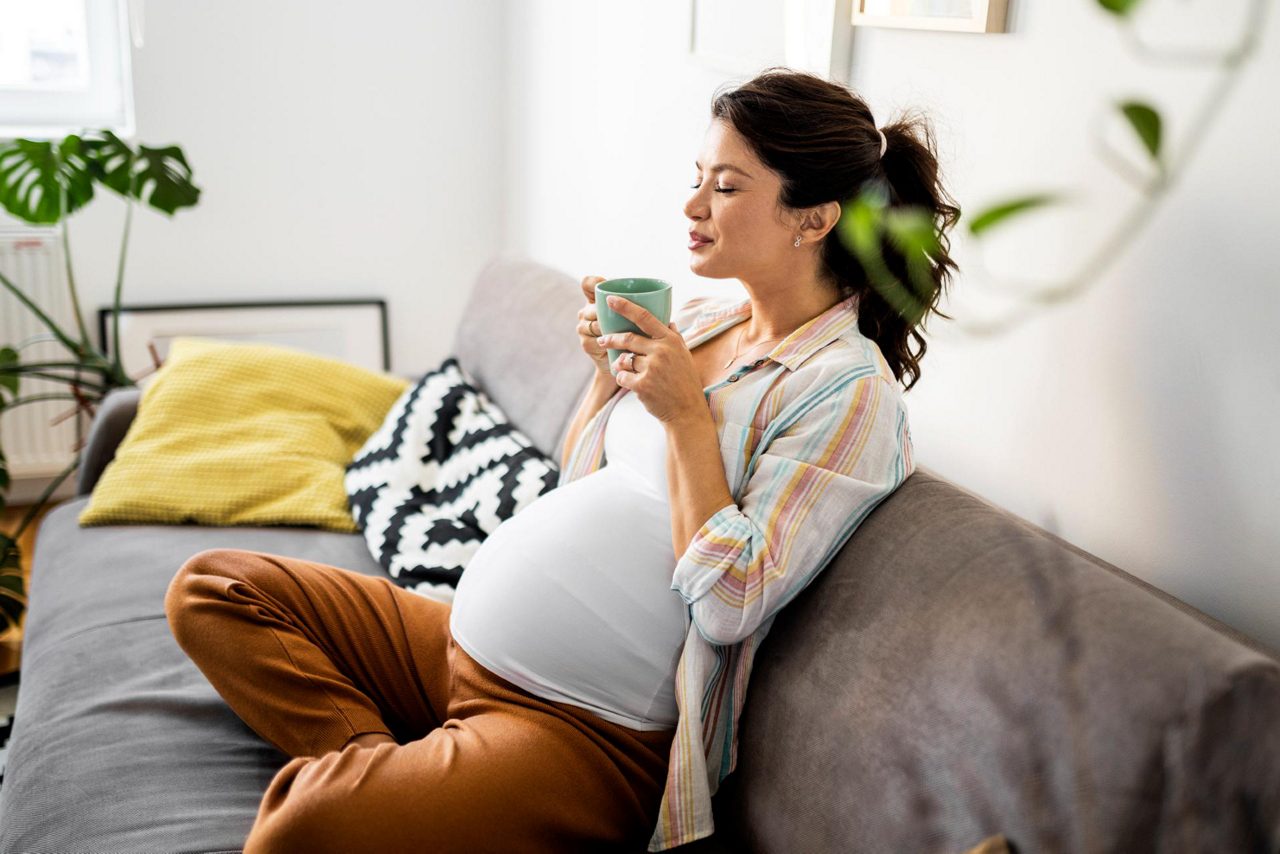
[710,67,960,392]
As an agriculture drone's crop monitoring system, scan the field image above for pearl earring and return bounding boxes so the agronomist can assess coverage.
[793,236,802,247]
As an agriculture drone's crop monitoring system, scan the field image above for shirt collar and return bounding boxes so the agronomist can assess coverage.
[683,293,861,373]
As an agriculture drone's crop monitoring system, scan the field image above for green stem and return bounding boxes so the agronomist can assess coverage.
[14,333,63,352]
[0,393,81,412]
[13,371,109,392]
[1,360,114,374]
[74,363,84,452]
[111,165,136,376]
[0,267,84,358]
[60,219,92,347]
[6,454,80,542]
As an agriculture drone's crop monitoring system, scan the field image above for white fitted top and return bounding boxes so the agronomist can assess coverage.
[448,390,688,730]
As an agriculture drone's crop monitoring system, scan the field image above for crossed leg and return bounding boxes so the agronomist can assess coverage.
[165,548,673,854]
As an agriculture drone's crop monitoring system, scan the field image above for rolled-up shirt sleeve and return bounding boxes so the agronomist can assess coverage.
[670,374,909,646]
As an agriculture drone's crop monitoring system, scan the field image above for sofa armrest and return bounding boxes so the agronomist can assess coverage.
[76,387,142,497]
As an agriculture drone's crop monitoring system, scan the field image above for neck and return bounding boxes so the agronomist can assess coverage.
[736,268,845,344]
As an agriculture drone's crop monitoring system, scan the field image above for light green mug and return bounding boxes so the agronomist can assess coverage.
[594,278,673,376]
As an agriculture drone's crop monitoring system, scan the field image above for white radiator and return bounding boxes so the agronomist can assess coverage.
[0,230,90,491]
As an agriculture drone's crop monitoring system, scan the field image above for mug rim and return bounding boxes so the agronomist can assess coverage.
[596,277,672,295]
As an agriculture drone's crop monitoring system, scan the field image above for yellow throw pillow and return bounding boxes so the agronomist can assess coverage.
[79,337,409,532]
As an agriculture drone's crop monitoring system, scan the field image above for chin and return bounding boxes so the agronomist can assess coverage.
[689,255,731,280]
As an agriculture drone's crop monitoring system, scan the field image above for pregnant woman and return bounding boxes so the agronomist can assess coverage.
[165,67,959,853]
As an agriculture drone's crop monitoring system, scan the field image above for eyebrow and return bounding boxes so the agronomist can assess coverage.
[694,161,753,179]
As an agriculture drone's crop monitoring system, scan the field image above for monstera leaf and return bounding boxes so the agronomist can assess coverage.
[0,135,96,224]
[0,131,200,225]
[82,130,201,214]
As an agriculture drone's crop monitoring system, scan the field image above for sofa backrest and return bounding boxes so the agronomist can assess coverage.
[711,465,1280,852]
[450,254,596,463]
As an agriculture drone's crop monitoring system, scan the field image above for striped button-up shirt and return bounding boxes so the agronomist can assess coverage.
[558,291,916,851]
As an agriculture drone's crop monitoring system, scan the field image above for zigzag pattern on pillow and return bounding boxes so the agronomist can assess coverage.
[344,357,559,603]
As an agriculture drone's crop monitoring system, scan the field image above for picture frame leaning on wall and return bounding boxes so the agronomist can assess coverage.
[96,298,391,385]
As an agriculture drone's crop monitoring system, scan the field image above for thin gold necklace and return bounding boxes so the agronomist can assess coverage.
[722,324,785,370]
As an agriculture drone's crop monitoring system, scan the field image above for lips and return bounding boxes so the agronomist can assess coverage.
[688,231,713,249]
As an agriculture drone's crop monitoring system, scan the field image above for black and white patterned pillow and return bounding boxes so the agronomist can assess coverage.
[344,356,560,604]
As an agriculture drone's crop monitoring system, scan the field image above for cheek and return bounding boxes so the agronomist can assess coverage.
[718,207,777,255]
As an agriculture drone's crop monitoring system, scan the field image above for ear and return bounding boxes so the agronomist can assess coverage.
[802,200,843,244]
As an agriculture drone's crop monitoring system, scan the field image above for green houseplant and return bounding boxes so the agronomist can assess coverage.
[0,129,200,634]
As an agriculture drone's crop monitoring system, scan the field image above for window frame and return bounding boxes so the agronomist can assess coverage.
[0,0,136,140]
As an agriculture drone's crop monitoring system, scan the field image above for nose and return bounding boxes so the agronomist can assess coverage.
[683,187,708,223]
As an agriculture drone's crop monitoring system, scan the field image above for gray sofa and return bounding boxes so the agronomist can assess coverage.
[1,255,1277,853]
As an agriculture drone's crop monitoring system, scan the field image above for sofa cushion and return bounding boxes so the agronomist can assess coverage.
[77,337,408,533]
[344,356,560,603]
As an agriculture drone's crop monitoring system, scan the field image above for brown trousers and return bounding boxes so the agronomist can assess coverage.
[164,548,676,854]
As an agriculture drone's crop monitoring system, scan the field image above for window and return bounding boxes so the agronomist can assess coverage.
[0,0,135,139]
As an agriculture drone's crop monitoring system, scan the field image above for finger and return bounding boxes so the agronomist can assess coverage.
[620,351,640,372]
[597,331,652,354]
[581,276,607,303]
[603,295,666,338]
[576,307,600,334]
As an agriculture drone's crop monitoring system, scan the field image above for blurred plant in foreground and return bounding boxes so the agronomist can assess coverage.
[837,0,1269,336]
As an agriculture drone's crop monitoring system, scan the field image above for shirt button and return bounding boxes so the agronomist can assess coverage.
[728,375,739,382]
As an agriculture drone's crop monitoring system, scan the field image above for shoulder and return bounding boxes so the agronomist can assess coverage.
[785,333,900,401]
[773,337,910,441]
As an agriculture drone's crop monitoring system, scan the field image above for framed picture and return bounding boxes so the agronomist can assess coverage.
[852,0,1009,33]
[690,0,855,80]
[96,298,390,383]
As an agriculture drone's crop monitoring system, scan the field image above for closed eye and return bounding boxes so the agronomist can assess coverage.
[690,184,736,193]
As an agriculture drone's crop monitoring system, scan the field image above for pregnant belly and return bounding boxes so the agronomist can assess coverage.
[448,465,689,730]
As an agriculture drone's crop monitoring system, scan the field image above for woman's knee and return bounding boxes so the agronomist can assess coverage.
[244,748,409,854]
[164,548,262,643]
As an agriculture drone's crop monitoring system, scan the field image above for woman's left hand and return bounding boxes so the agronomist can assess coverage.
[597,294,706,426]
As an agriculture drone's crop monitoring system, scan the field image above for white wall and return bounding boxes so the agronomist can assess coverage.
[18,0,506,379]
[502,1,1280,651]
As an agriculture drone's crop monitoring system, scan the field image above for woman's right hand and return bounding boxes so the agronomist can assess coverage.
[577,275,618,383]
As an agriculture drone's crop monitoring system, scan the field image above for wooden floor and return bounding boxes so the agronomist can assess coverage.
[0,501,65,678]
